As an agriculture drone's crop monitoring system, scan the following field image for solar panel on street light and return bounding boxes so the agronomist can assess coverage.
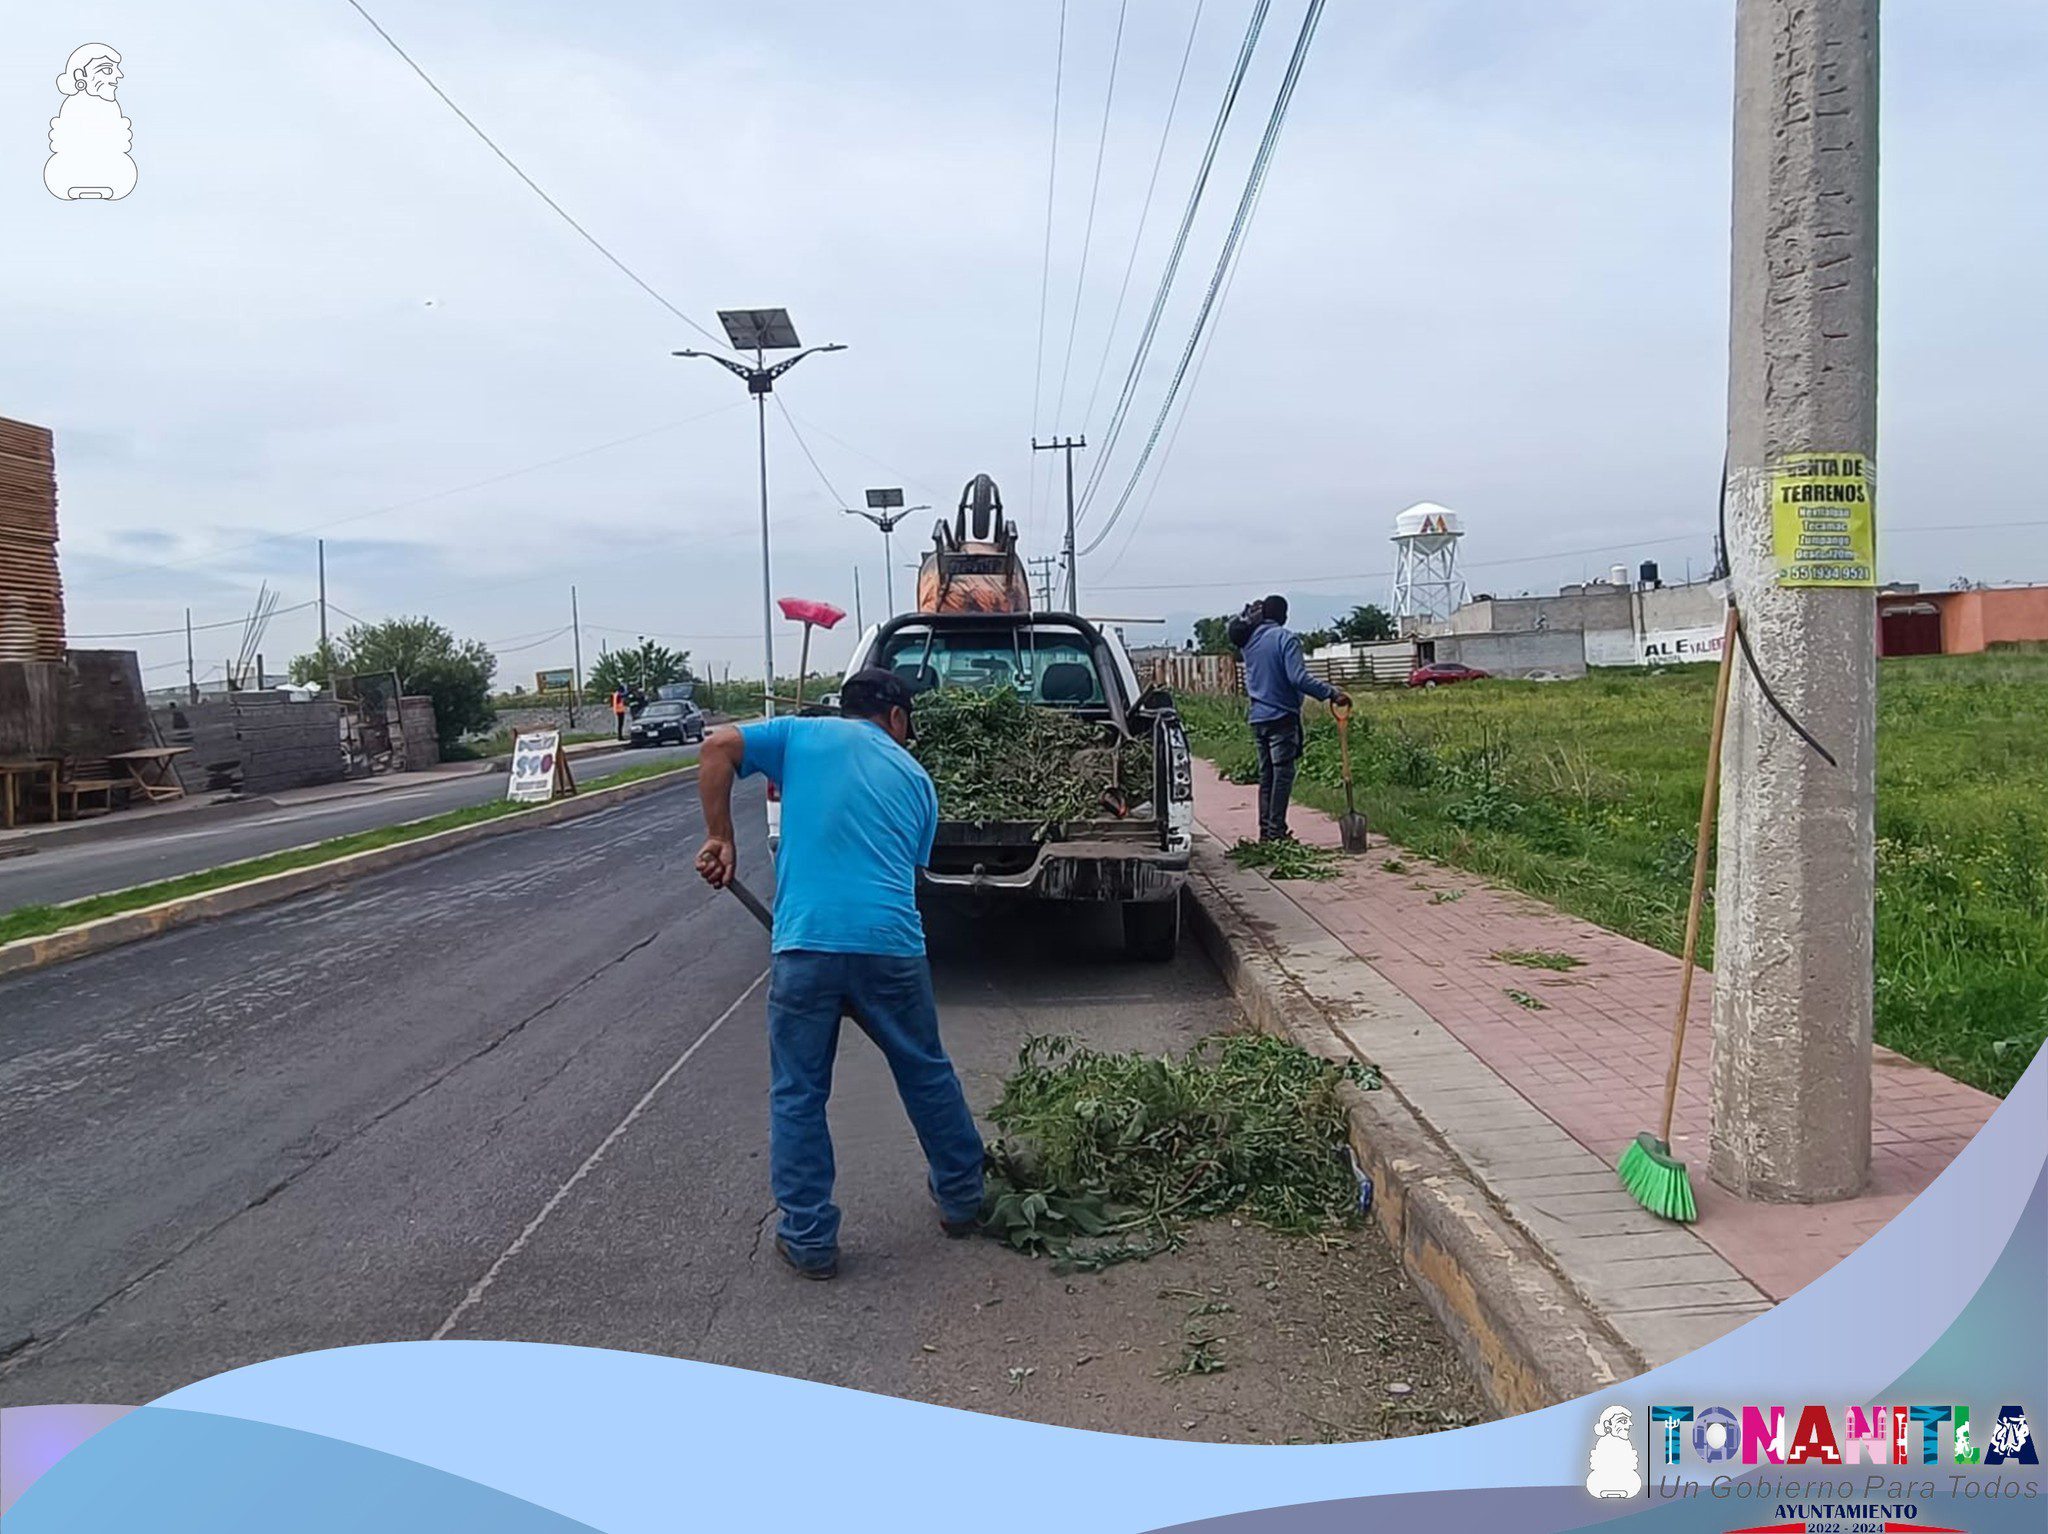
[865,488,905,509]
[717,308,801,351]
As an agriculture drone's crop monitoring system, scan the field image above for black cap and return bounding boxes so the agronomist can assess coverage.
[840,667,915,721]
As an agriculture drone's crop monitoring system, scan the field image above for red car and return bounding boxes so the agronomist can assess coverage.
[1408,661,1490,688]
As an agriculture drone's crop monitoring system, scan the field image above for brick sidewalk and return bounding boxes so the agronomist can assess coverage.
[1193,760,1997,1302]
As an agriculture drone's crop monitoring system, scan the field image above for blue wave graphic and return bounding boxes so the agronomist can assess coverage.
[12,1047,2040,1533]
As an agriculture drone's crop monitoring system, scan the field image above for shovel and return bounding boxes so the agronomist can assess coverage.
[726,874,774,932]
[1333,702,1369,853]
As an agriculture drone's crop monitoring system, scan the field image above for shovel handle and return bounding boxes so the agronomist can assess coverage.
[726,874,774,932]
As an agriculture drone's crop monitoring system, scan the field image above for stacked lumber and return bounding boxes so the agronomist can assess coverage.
[0,417,65,663]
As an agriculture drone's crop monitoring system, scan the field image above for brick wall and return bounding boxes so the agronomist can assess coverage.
[153,693,346,795]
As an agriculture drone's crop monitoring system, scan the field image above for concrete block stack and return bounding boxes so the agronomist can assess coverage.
[153,694,346,796]
[0,417,65,664]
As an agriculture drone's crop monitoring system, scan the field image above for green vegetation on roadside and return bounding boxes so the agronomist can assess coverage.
[981,1032,1379,1273]
[1227,837,1341,881]
[0,758,691,949]
[1178,651,2048,1097]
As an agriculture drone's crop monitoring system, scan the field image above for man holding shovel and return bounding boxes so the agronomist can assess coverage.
[1239,595,1350,841]
[694,668,985,1280]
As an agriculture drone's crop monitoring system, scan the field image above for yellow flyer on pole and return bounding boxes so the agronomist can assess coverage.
[1770,452,1877,587]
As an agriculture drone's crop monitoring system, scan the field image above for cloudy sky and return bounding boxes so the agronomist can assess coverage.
[7,1,2044,687]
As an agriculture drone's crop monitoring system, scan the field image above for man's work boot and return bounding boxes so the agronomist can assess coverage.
[929,1184,982,1239]
[775,1236,837,1280]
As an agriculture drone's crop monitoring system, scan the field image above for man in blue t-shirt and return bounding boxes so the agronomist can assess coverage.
[1239,595,1351,842]
[695,668,983,1279]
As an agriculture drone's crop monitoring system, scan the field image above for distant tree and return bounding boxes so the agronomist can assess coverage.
[1332,604,1397,643]
[1298,628,1336,654]
[287,639,345,685]
[290,616,496,749]
[587,640,692,701]
[1192,615,1236,654]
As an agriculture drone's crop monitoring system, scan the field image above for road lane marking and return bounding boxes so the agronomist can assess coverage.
[432,964,771,1340]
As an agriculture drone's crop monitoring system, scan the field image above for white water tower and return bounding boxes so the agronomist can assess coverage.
[1390,502,1467,630]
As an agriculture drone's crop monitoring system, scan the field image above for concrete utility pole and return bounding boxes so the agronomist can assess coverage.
[1710,0,1879,1203]
[853,565,863,634]
[1032,435,1085,611]
[185,608,197,704]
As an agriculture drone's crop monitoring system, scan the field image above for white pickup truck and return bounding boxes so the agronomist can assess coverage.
[770,611,1195,959]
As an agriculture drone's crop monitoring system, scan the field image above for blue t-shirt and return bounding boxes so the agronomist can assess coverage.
[738,716,939,956]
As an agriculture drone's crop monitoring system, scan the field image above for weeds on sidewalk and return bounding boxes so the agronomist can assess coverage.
[1226,838,1340,881]
[1504,989,1549,1011]
[1492,948,1585,971]
[981,1033,1378,1274]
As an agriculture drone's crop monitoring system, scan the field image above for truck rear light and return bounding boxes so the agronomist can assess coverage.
[1167,726,1194,803]
[766,783,781,802]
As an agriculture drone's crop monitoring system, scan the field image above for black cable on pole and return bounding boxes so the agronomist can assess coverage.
[1076,0,1273,516]
[1715,458,1839,766]
[341,0,728,351]
[1050,0,1131,433]
[1081,0,1324,557]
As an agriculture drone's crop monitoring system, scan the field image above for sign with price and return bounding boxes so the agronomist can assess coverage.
[506,729,576,803]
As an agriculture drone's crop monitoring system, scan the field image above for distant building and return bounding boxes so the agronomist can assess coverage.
[1414,570,1726,678]
[1878,585,2048,656]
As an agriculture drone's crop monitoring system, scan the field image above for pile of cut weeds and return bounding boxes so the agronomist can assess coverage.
[982,1032,1379,1273]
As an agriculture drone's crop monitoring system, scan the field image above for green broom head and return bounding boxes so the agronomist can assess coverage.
[1618,1132,1698,1222]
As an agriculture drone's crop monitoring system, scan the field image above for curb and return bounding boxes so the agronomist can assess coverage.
[1182,851,1647,1416]
[0,766,698,982]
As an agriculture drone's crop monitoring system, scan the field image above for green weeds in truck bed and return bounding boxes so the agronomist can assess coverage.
[1178,653,2048,1097]
[981,1033,1378,1273]
[910,687,1152,825]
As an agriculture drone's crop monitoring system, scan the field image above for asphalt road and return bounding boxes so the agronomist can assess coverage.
[0,741,697,910]
[0,775,1486,1440]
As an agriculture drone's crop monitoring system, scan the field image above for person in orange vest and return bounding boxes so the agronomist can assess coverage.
[611,687,627,740]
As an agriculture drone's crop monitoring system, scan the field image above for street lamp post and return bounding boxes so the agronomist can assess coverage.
[674,308,844,719]
[845,487,929,619]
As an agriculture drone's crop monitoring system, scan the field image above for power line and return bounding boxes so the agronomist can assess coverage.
[1081,0,1326,558]
[1074,0,1273,518]
[72,600,319,640]
[1080,0,1208,438]
[775,407,946,501]
[341,0,727,350]
[1095,80,1273,582]
[774,396,851,507]
[1028,0,1071,546]
[1050,0,1131,436]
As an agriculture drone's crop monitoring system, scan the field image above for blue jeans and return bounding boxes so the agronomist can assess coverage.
[1252,715,1303,840]
[766,950,985,1267]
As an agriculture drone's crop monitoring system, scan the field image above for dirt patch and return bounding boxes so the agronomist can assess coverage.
[899,1218,1492,1443]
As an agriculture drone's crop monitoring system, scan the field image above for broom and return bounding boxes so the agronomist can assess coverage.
[1618,601,1740,1223]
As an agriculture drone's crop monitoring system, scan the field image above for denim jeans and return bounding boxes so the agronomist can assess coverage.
[1252,716,1303,840]
[766,950,985,1267]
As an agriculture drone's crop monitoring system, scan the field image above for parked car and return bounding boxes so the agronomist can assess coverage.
[1408,661,1490,689]
[628,699,705,745]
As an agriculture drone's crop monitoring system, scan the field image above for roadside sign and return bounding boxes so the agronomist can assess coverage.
[507,729,576,803]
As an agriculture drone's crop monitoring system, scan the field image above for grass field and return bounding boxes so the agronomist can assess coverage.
[1178,651,2048,1098]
